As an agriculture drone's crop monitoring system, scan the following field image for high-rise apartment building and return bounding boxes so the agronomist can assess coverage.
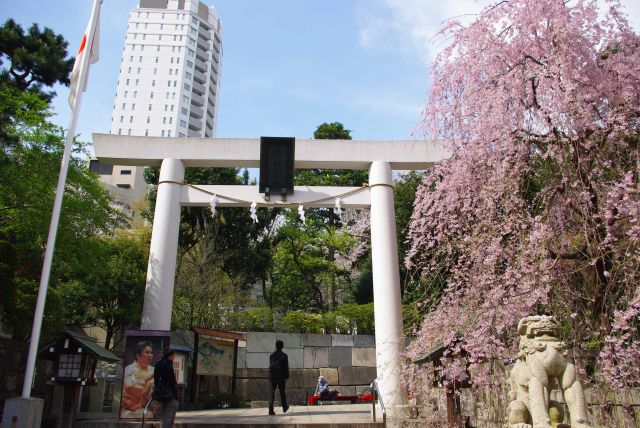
[92,0,222,208]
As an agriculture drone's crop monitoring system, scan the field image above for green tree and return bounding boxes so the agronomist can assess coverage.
[0,19,73,99]
[59,230,149,349]
[267,213,354,313]
[294,122,368,188]
[0,87,121,340]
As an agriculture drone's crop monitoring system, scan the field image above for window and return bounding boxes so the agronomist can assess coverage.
[127,66,131,73]
[183,95,189,103]
[137,67,141,73]
[146,116,150,124]
[154,68,157,75]
[167,130,171,137]
[135,79,139,86]
[170,57,174,64]
[155,57,159,63]
[145,129,149,136]
[148,104,152,111]
[129,116,133,123]
[186,60,193,68]
[178,132,185,137]
[163,117,166,124]
[158,35,162,41]
[176,58,180,64]
[120,115,124,123]
[126,79,130,85]
[127,129,131,135]
[180,120,187,127]
[117,183,131,189]
[169,117,173,124]
[139,55,143,61]
[181,108,188,115]
[167,80,171,87]
[89,160,113,175]
[141,45,144,51]
[173,80,177,87]
[120,170,132,175]
[161,130,165,137]
[132,103,135,110]
[124,91,128,97]
[160,24,163,30]
[134,91,137,98]
[57,354,82,378]
[164,105,168,112]
[157,45,160,52]
[152,80,156,87]
[150,92,154,99]
[142,34,146,41]
[183,83,191,91]
[187,49,194,57]
[122,103,126,109]
[171,105,174,112]
[186,72,192,80]
[118,128,122,135]
[130,55,134,61]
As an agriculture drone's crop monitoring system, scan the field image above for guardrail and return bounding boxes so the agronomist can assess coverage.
[370,378,386,425]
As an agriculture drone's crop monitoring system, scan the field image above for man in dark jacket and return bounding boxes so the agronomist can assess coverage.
[268,340,289,415]
[154,348,178,427]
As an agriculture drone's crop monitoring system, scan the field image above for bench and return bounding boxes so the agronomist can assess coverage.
[307,394,359,406]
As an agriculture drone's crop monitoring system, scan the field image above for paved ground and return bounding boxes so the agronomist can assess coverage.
[176,403,379,425]
[76,404,384,427]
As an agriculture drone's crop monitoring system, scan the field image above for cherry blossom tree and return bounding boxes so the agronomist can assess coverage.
[405,0,639,391]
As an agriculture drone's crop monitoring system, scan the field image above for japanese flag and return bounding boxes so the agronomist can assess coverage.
[68,0,101,108]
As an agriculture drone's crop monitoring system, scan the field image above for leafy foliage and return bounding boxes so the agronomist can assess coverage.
[0,87,122,340]
[0,19,73,100]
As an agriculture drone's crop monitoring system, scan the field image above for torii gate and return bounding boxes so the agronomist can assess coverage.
[93,134,449,417]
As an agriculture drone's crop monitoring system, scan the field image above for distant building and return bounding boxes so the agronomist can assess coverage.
[93,0,223,210]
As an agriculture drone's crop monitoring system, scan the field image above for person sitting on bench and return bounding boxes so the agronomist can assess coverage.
[315,376,338,404]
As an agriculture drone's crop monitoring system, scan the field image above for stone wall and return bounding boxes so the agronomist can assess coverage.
[235,333,377,405]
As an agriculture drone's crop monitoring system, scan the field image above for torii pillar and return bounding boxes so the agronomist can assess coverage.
[93,134,450,418]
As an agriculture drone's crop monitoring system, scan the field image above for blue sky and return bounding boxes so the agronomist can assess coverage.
[2,0,639,143]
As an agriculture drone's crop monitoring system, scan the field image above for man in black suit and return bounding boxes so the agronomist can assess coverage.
[154,348,178,427]
[268,339,289,415]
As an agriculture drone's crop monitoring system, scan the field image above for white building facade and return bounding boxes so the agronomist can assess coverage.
[95,0,222,205]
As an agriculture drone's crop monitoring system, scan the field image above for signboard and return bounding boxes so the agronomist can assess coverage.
[174,353,185,384]
[259,136,295,196]
[196,337,234,376]
[119,330,171,419]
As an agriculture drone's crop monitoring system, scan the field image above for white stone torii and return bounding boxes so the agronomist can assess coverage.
[93,133,449,417]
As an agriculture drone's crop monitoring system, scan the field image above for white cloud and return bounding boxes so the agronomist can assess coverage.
[356,0,488,64]
[357,0,640,65]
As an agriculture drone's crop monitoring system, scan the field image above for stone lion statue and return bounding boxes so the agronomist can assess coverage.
[507,315,591,428]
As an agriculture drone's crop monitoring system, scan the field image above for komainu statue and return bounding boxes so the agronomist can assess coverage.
[507,315,592,428]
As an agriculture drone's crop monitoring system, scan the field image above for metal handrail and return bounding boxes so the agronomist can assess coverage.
[370,378,387,425]
[141,396,154,427]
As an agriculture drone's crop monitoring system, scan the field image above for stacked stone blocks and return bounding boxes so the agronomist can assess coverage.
[236,332,377,405]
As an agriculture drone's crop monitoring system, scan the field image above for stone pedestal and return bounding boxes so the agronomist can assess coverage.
[2,397,44,428]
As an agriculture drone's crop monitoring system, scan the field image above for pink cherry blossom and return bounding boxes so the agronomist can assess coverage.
[405,0,640,393]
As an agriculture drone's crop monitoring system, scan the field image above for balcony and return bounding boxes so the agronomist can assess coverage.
[193,68,207,85]
[198,26,211,41]
[192,80,205,96]
[194,57,207,73]
[190,105,204,119]
[190,92,204,107]
[196,46,208,62]
[188,119,202,132]
[187,129,202,137]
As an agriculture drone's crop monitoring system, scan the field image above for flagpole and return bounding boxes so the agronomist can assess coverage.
[21,0,102,399]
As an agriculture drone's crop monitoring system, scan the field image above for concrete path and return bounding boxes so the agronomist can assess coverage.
[76,404,383,427]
